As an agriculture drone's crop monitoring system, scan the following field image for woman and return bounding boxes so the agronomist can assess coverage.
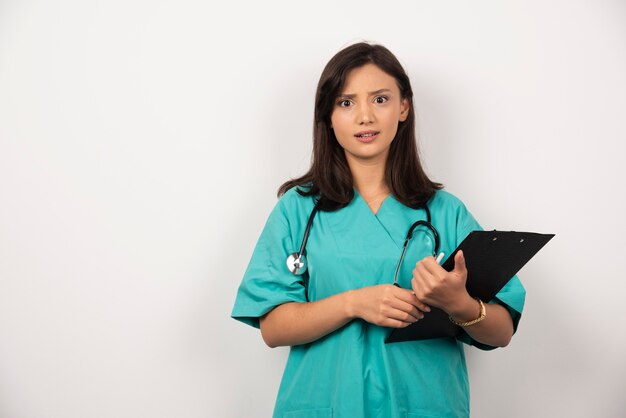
[231,42,525,418]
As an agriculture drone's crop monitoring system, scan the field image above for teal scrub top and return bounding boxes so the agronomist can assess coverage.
[232,188,525,418]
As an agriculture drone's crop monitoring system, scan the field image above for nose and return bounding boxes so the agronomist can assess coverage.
[357,104,375,125]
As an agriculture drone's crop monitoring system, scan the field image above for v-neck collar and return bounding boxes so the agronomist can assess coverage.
[353,189,393,217]
[352,190,403,251]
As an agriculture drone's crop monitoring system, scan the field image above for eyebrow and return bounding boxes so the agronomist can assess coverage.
[337,88,392,99]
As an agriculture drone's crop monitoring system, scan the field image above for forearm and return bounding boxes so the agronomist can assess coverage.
[447,294,514,347]
[259,291,355,348]
[412,253,515,347]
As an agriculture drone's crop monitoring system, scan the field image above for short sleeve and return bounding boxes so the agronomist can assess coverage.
[453,201,526,351]
[231,198,307,329]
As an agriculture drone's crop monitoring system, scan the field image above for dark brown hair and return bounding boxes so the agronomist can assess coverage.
[278,42,442,211]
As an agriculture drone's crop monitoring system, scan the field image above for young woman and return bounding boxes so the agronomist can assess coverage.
[231,42,525,418]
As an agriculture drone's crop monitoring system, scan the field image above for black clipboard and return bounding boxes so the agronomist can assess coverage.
[385,230,554,343]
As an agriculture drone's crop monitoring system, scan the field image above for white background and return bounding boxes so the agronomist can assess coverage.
[1,0,625,417]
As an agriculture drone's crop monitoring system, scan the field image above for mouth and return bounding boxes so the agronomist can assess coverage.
[354,130,380,143]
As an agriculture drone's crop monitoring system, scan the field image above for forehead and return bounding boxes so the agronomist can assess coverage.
[341,63,399,94]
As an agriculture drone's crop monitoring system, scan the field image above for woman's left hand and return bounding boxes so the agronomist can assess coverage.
[411,251,471,315]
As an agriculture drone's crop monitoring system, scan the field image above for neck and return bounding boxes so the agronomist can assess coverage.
[346,153,389,198]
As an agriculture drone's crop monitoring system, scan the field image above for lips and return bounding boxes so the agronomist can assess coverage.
[354,130,380,143]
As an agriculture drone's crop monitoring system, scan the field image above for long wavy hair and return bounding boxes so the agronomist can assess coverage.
[278,42,442,211]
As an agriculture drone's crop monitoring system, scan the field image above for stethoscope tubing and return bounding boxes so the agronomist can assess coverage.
[299,204,319,257]
[392,216,439,286]
[288,198,439,290]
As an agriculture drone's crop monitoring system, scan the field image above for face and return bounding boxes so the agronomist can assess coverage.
[330,63,409,165]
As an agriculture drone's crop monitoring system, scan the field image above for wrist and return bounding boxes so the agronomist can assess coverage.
[343,289,359,320]
[449,298,486,327]
[447,292,479,322]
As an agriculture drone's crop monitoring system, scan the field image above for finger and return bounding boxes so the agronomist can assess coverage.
[415,262,435,284]
[376,301,418,324]
[412,264,436,305]
[388,297,423,320]
[384,295,420,318]
[385,304,422,323]
[393,288,419,305]
[453,250,467,275]
[420,257,446,276]
[383,317,415,328]
[412,295,431,313]
[410,269,425,299]
[395,287,431,313]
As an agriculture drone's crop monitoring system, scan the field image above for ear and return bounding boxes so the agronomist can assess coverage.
[399,98,410,122]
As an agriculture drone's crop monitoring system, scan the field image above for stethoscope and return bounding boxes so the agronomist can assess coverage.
[286,199,440,288]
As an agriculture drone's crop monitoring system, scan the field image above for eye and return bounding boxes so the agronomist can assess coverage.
[374,96,388,104]
[337,99,352,108]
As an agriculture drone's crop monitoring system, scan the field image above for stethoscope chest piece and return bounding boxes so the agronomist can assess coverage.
[287,252,307,275]
[286,201,319,276]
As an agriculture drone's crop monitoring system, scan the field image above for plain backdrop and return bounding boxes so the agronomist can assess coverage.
[1,0,625,417]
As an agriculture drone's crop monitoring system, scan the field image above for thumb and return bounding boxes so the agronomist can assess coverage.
[453,250,467,274]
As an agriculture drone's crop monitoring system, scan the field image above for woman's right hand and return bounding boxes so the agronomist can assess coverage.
[347,284,431,328]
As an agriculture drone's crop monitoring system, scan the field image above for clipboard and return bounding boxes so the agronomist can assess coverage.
[385,230,554,343]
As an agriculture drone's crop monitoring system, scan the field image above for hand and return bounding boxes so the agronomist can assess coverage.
[349,284,431,328]
[411,251,471,314]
